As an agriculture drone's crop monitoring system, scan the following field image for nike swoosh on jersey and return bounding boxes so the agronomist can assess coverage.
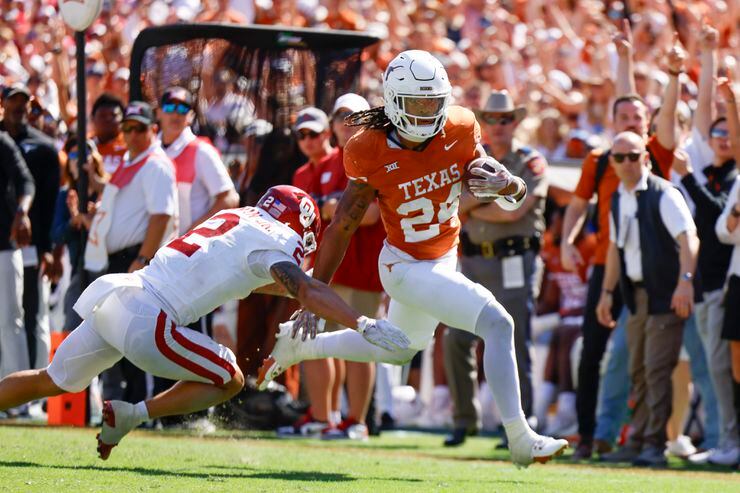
[444,140,458,151]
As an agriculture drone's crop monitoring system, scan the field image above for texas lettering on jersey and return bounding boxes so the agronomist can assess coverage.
[344,106,480,260]
[397,164,461,201]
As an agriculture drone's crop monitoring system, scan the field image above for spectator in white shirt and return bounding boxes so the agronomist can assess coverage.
[597,131,699,467]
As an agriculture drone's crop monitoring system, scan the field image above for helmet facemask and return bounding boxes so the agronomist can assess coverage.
[391,93,449,141]
[297,196,319,254]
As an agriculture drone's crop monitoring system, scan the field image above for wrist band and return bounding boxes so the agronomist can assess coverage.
[512,178,527,201]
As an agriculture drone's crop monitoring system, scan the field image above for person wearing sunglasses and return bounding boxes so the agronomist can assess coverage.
[714,80,740,469]
[596,131,698,468]
[158,86,238,236]
[565,31,685,462]
[305,93,386,441]
[84,101,178,410]
[439,90,548,448]
[279,105,338,437]
[674,112,740,467]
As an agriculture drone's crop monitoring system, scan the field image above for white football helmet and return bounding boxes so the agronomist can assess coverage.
[383,50,452,142]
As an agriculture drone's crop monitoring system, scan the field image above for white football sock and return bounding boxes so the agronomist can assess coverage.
[300,329,415,365]
[474,300,530,428]
[134,401,150,424]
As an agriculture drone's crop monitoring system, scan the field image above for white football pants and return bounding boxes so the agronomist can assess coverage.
[48,285,237,393]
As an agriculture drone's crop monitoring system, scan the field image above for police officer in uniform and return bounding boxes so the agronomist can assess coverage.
[444,91,548,446]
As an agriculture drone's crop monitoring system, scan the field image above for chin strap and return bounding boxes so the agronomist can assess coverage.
[396,127,432,143]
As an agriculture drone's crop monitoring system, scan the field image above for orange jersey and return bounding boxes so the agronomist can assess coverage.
[344,106,481,260]
[95,133,128,175]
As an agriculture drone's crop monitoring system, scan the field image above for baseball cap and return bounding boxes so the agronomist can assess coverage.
[332,93,370,115]
[113,67,129,81]
[123,101,155,125]
[161,86,193,107]
[2,82,31,100]
[294,107,329,133]
[86,62,107,78]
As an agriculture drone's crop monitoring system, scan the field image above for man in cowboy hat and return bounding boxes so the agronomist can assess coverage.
[443,90,549,447]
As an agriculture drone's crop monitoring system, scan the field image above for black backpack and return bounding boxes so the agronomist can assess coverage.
[213,377,309,430]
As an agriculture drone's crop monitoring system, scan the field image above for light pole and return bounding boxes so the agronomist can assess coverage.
[58,0,103,287]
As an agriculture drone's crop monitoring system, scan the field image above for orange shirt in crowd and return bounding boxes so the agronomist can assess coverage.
[573,135,673,265]
[95,133,128,175]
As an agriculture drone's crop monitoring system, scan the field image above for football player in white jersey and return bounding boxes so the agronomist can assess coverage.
[0,185,409,460]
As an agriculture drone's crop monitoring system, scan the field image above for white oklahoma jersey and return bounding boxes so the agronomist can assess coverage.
[47,206,302,393]
[139,206,303,326]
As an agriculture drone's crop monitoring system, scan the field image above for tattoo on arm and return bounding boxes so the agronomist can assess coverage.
[335,180,377,234]
[270,262,307,298]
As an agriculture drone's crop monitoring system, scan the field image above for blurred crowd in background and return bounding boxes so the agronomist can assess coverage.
[1,0,739,470]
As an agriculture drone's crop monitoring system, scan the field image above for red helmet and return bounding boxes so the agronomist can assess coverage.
[256,185,321,255]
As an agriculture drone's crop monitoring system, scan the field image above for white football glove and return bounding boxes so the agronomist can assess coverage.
[467,157,516,199]
[357,316,411,352]
[290,309,326,341]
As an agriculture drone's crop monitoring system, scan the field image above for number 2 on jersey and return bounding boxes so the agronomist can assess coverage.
[167,212,241,257]
[397,182,461,243]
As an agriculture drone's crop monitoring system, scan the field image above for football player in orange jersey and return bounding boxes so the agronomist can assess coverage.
[257,50,568,466]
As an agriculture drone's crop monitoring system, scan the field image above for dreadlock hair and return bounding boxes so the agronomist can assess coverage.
[345,106,393,130]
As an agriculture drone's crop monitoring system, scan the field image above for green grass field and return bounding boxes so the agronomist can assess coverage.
[0,425,737,492]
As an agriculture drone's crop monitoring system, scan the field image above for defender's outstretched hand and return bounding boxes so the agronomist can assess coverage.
[357,316,411,352]
[290,309,325,341]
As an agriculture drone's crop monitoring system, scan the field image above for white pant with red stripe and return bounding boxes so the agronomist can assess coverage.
[47,285,237,393]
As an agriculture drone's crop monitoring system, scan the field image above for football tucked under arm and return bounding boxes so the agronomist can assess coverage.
[464,156,527,211]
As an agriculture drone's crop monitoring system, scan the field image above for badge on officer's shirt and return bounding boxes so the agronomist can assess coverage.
[526,157,547,176]
[502,255,525,289]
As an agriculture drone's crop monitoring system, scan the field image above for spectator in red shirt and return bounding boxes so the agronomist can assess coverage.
[282,107,338,436]
[321,94,386,440]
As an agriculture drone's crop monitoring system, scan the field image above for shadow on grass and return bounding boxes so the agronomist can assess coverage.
[204,464,426,483]
[203,465,533,486]
[0,460,357,482]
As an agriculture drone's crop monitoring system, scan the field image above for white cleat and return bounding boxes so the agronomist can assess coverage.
[256,322,306,391]
[96,400,142,460]
[509,431,569,468]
